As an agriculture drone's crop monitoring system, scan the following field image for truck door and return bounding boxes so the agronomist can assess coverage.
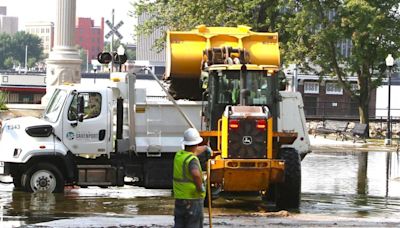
[62,92,109,155]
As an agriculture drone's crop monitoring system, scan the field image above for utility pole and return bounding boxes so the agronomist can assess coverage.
[24,45,28,74]
[105,9,124,73]
[293,64,298,92]
[86,49,89,73]
[110,9,114,72]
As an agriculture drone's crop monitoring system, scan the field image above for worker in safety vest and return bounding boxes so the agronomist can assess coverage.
[173,128,209,228]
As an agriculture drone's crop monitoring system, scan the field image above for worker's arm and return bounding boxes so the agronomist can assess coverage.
[189,160,205,193]
[194,145,212,157]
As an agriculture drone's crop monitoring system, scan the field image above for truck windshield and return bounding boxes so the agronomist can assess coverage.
[44,89,68,123]
[216,70,272,105]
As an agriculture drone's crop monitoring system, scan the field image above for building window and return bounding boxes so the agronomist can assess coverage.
[2,76,8,83]
[326,82,343,95]
[304,82,319,94]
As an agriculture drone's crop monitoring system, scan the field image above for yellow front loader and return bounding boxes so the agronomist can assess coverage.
[166,25,301,209]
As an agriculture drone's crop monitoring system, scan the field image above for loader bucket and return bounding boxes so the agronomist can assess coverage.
[166,25,280,79]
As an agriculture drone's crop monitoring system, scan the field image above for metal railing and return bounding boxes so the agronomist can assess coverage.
[304,101,400,121]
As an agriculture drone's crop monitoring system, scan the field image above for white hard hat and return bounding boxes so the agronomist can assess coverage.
[182,128,203,146]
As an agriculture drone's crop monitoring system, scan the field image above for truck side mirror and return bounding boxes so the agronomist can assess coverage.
[77,95,85,122]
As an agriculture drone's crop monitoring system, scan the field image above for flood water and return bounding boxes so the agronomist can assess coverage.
[0,151,399,227]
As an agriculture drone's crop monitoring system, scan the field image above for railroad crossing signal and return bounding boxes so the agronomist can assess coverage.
[105,20,124,40]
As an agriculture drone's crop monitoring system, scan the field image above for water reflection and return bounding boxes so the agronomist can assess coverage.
[301,151,400,218]
[357,153,367,195]
[0,151,399,225]
[302,151,400,198]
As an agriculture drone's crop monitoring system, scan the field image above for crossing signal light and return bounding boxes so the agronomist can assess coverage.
[112,52,127,65]
[97,52,112,64]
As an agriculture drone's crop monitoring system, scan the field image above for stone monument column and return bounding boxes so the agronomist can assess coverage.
[43,0,81,104]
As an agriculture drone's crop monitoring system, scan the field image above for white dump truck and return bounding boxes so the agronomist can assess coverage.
[0,71,309,193]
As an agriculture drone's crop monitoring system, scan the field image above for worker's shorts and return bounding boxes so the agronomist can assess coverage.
[174,199,204,228]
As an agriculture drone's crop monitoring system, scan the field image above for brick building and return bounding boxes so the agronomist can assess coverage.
[75,17,104,60]
[292,74,376,119]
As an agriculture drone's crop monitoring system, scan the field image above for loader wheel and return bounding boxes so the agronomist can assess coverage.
[22,163,64,193]
[276,148,301,209]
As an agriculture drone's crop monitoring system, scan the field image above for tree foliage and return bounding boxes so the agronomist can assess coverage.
[284,1,400,124]
[0,32,43,69]
[133,0,291,51]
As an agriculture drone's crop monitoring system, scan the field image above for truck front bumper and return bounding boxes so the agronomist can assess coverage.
[209,158,285,192]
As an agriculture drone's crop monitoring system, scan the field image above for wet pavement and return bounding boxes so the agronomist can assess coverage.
[0,150,399,227]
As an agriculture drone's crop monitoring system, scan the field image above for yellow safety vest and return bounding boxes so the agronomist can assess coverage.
[173,150,205,199]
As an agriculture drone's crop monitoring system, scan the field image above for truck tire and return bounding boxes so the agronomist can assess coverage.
[276,147,301,209]
[22,163,65,193]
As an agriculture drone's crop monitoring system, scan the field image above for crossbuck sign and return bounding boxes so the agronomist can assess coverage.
[105,20,124,40]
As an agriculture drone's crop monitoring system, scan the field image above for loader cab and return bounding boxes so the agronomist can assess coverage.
[203,65,277,132]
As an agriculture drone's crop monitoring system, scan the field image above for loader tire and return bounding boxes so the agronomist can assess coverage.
[276,148,301,210]
[22,163,64,193]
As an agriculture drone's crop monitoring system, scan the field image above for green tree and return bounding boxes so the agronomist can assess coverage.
[125,48,136,60]
[133,0,291,51]
[104,40,122,53]
[0,91,8,110]
[27,57,37,68]
[0,33,13,68]
[284,1,400,127]
[0,32,43,69]
[3,57,15,69]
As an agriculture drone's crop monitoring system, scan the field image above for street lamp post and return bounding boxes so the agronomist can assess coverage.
[86,49,89,73]
[385,54,394,145]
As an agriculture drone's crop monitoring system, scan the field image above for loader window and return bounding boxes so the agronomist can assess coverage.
[247,74,272,105]
[217,72,240,105]
[68,93,102,120]
[215,70,271,105]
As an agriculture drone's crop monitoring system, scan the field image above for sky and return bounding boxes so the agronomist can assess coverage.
[0,0,137,43]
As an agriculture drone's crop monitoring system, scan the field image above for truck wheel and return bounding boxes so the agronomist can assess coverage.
[22,163,64,193]
[276,148,301,209]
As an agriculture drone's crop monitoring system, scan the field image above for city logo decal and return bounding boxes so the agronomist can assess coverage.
[66,132,75,140]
